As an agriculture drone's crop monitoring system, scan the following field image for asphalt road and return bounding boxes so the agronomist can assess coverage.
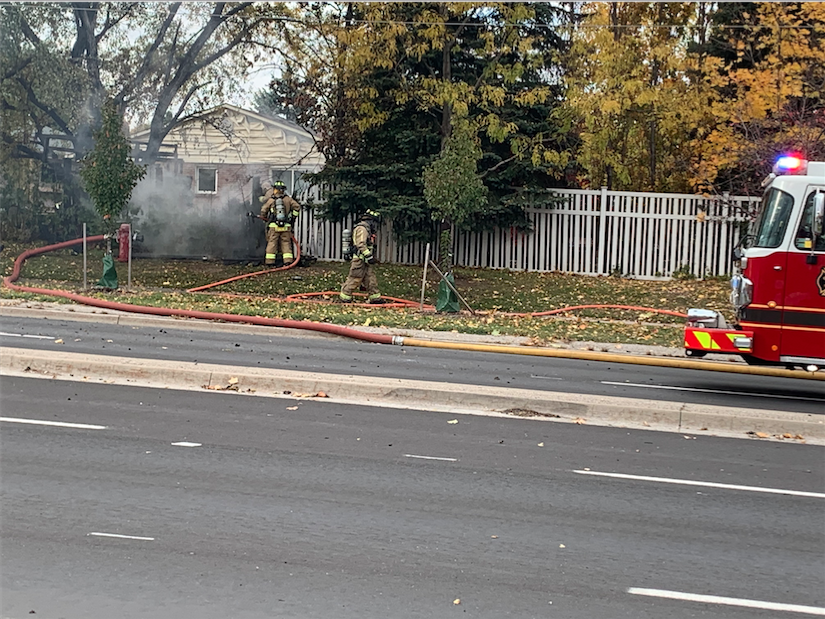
[1,313,823,415]
[1,376,823,619]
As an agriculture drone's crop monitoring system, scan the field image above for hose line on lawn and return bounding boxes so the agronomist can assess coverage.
[186,235,302,292]
[4,236,822,380]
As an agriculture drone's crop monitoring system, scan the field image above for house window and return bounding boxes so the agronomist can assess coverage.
[197,167,217,193]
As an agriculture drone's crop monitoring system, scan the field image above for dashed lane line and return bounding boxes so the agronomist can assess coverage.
[88,532,155,541]
[628,587,825,615]
[574,470,825,499]
[0,417,106,430]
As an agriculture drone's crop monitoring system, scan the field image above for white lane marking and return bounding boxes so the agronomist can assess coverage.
[574,470,825,499]
[0,417,106,430]
[530,374,563,380]
[405,454,458,462]
[602,380,824,403]
[88,532,155,541]
[0,332,57,340]
[171,441,202,447]
[628,587,825,615]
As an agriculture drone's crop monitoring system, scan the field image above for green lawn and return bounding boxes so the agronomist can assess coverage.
[2,241,732,348]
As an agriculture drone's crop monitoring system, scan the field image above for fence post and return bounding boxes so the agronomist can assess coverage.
[597,186,608,275]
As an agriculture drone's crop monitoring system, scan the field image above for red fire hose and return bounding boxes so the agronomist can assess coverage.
[186,236,302,292]
[3,237,394,344]
[4,237,685,338]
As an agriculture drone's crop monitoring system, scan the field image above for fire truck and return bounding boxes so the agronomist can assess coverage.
[684,155,825,371]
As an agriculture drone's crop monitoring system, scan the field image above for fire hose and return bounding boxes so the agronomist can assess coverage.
[5,237,823,380]
[186,235,302,293]
[2,236,393,344]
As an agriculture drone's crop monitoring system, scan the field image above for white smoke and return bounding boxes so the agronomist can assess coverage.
[127,169,265,261]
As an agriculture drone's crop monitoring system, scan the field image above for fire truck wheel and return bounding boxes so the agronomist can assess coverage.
[685,349,707,358]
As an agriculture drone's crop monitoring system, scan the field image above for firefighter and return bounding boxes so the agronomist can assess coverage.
[260,180,301,266]
[340,209,383,304]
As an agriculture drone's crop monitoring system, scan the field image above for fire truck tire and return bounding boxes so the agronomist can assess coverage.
[685,349,707,358]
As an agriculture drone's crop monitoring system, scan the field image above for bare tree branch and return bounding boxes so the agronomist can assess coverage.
[15,77,73,136]
[96,2,139,43]
[114,2,181,106]
[2,57,34,81]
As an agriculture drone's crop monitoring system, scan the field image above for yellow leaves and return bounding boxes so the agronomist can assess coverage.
[599,99,622,115]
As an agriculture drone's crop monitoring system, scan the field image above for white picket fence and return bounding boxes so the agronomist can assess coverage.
[295,187,760,280]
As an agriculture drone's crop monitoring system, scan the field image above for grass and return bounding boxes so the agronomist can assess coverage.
[1,241,733,348]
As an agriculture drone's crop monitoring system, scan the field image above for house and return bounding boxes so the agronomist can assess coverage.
[128,104,324,260]
[130,103,324,210]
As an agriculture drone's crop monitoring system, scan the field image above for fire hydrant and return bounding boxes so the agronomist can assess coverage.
[117,223,131,262]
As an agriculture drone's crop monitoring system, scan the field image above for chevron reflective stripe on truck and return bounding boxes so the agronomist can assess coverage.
[684,327,754,353]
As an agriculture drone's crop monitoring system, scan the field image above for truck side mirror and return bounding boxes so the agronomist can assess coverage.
[814,193,824,237]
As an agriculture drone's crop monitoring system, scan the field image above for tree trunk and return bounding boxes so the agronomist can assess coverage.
[440,3,452,148]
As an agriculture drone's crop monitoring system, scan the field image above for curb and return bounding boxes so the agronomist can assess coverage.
[2,346,822,444]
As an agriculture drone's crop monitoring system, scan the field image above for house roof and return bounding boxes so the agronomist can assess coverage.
[130,103,324,169]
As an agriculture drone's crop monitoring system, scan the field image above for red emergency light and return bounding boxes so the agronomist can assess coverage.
[773,155,808,175]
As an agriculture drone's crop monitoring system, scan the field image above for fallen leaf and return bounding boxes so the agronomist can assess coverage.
[491,535,498,539]
[286,406,298,411]
[447,419,459,424]
[537,442,544,447]
[559,544,566,548]
[573,417,586,425]
[228,377,239,385]
[453,599,461,605]
[54,339,64,344]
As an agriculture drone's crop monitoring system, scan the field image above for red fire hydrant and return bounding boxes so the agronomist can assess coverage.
[117,223,131,262]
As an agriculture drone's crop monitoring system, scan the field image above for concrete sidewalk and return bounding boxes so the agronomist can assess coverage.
[1,299,822,444]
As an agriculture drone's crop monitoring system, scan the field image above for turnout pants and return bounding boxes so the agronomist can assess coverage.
[265,226,293,264]
[340,258,380,301]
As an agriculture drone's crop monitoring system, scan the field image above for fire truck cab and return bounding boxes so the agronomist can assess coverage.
[684,156,825,371]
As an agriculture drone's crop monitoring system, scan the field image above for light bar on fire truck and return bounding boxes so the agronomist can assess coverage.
[773,155,808,176]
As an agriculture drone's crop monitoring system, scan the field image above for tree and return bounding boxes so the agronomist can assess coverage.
[78,99,145,289]
[1,2,288,241]
[282,2,573,244]
[79,100,145,235]
[557,2,708,192]
[423,118,488,263]
[692,2,825,195]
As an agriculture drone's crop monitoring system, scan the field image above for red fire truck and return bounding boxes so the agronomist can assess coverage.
[684,156,825,371]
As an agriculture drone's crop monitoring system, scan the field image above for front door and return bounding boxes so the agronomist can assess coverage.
[781,186,825,363]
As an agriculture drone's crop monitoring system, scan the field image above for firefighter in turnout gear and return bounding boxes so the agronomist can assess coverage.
[340,209,382,303]
[260,180,301,266]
